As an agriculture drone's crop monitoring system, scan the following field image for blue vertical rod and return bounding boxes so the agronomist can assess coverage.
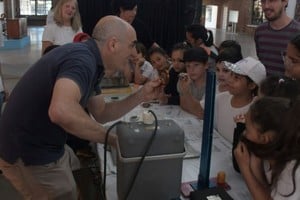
[197,69,216,189]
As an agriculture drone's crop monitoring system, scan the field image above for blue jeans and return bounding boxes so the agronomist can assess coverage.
[0,91,5,117]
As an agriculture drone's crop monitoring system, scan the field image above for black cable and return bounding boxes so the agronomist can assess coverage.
[102,120,122,200]
[124,110,158,200]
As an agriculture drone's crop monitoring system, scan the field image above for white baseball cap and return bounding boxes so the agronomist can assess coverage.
[224,57,266,85]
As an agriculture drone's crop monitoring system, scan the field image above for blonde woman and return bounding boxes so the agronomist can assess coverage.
[42,0,82,54]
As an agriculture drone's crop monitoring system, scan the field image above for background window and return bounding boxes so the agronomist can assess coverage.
[252,0,265,25]
[20,0,52,16]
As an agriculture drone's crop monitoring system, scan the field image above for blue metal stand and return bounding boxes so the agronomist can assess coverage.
[197,69,216,189]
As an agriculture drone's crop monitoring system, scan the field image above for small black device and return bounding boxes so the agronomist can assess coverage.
[190,187,233,200]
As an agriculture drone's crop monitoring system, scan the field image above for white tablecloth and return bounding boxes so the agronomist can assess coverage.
[97,103,251,200]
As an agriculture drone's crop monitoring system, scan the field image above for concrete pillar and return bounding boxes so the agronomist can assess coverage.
[4,0,15,18]
[286,0,296,19]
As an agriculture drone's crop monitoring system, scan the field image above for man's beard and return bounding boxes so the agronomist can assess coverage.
[264,8,283,22]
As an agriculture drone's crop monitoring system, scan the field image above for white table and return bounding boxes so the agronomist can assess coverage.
[97,103,251,200]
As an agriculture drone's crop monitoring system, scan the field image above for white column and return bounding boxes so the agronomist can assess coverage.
[286,0,296,19]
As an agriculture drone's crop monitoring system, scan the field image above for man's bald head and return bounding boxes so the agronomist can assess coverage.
[92,15,137,77]
[92,15,135,46]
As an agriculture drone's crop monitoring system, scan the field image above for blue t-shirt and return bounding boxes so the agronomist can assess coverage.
[0,39,104,165]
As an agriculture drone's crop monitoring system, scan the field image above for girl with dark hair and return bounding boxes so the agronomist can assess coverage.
[259,75,300,100]
[132,42,157,85]
[232,75,300,173]
[148,47,171,85]
[159,42,190,105]
[218,39,242,55]
[42,0,82,54]
[185,24,218,68]
[235,97,300,199]
[186,24,214,48]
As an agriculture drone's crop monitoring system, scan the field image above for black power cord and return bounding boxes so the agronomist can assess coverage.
[124,110,158,200]
[102,120,122,200]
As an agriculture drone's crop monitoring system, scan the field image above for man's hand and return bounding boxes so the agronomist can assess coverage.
[158,92,170,105]
[140,78,164,102]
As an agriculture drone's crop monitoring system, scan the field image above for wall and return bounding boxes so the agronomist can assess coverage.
[3,0,17,18]
[203,0,298,32]
[287,0,296,18]
[203,0,252,32]
[0,2,4,14]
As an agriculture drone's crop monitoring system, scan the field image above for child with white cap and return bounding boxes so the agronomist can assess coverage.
[193,57,266,143]
[214,56,266,143]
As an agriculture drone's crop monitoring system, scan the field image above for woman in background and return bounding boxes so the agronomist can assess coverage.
[112,0,159,49]
[42,0,82,54]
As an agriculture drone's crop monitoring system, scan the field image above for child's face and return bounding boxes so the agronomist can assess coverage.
[244,112,264,143]
[227,72,255,96]
[171,50,185,72]
[132,51,143,63]
[284,43,300,80]
[185,61,207,81]
[150,52,168,71]
[216,62,230,87]
[185,32,196,47]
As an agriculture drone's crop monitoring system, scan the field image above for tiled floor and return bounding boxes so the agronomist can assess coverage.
[1,26,257,93]
[1,26,43,92]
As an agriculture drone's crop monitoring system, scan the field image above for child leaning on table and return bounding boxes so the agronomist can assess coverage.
[148,47,170,85]
[133,42,158,85]
[178,47,208,116]
[159,42,189,105]
[234,96,300,200]
[210,57,266,143]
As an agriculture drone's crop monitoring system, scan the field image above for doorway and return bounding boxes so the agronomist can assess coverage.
[204,5,218,29]
[222,6,228,30]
